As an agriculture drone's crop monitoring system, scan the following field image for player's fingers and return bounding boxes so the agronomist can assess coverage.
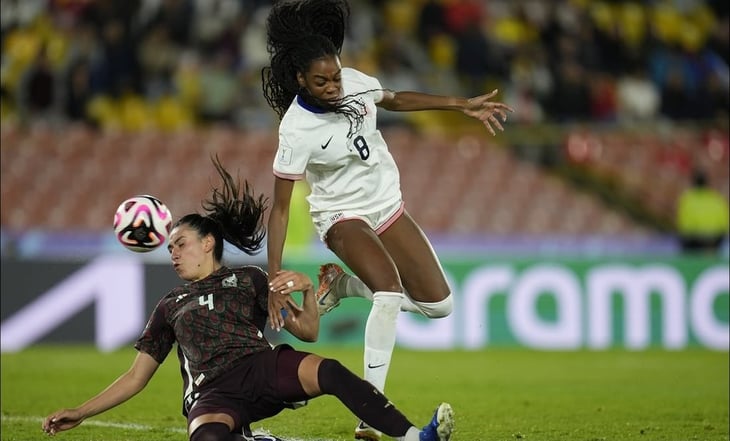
[489,115,504,132]
[43,414,62,430]
[269,306,282,330]
[287,298,304,312]
[495,108,511,121]
[272,311,284,331]
[483,89,498,99]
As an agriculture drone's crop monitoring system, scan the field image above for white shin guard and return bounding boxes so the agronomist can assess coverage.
[363,291,404,393]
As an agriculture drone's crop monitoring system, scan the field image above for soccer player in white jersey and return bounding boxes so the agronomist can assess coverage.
[262,1,514,440]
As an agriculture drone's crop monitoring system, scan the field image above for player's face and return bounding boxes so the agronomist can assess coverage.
[167,225,210,281]
[298,55,342,102]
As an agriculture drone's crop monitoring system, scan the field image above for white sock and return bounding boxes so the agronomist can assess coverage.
[363,291,403,392]
[397,427,421,441]
[338,274,450,316]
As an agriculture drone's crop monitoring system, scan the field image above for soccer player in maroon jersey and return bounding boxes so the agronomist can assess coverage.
[42,157,455,441]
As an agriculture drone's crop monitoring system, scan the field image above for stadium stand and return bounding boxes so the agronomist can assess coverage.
[1,1,727,252]
[1,122,668,237]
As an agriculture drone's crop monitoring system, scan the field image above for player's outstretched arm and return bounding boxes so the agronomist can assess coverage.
[377,89,515,136]
[267,176,296,331]
[42,352,160,436]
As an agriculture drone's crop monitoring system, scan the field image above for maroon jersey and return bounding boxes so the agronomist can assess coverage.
[135,266,272,391]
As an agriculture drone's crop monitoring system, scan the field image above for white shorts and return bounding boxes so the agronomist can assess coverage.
[313,200,404,242]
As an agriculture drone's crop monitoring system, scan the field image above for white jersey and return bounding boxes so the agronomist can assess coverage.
[272,68,402,218]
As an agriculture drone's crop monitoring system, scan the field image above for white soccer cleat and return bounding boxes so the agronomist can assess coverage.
[354,420,382,441]
[316,263,346,315]
[419,402,455,441]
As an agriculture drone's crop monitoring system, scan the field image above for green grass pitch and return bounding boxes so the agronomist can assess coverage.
[1,345,727,441]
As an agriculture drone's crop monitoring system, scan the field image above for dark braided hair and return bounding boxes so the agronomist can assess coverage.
[262,0,374,137]
[173,156,268,261]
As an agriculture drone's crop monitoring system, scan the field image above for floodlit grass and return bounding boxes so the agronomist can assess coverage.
[1,345,727,441]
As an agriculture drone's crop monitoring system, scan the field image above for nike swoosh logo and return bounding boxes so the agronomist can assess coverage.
[321,136,333,149]
[367,363,386,369]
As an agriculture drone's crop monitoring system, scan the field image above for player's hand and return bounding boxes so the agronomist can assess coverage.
[463,89,514,136]
[268,270,310,331]
[42,409,84,436]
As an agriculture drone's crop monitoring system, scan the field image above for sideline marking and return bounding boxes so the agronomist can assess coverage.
[2,415,186,433]
[1,415,315,440]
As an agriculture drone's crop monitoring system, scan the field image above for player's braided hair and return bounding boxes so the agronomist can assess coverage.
[175,156,268,261]
[262,0,372,137]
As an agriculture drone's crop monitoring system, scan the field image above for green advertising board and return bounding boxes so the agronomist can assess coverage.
[270,256,729,350]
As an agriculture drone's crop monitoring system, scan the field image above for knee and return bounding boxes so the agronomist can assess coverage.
[189,422,232,441]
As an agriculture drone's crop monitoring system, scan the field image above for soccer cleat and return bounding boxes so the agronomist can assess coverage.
[316,263,346,315]
[354,421,382,441]
[419,402,455,441]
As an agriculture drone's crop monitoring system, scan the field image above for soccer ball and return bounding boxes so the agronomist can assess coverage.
[113,195,173,253]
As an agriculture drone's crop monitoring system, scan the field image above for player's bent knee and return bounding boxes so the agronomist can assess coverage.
[317,358,350,395]
[190,422,235,441]
[414,294,453,318]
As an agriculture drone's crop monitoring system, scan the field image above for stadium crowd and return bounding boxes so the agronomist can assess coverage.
[1,0,728,132]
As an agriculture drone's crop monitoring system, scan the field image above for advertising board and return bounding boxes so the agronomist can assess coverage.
[1,256,727,351]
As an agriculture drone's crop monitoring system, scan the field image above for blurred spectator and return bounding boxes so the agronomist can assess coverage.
[138,0,194,47]
[548,60,591,123]
[192,0,241,52]
[443,0,483,36]
[373,35,424,128]
[1,0,47,35]
[197,50,239,123]
[137,23,181,99]
[676,168,729,254]
[89,18,142,97]
[589,72,617,122]
[505,45,550,123]
[698,72,730,121]
[616,64,660,122]
[346,0,379,58]
[706,10,729,66]
[61,58,93,123]
[17,43,60,123]
[659,67,694,120]
[416,0,447,47]
[81,0,140,32]
[455,20,503,96]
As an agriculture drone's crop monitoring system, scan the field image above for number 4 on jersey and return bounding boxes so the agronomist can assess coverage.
[199,294,214,310]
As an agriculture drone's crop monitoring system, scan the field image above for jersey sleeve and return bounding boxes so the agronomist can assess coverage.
[249,266,270,314]
[134,299,175,364]
[273,129,309,180]
[241,266,270,331]
[344,67,384,103]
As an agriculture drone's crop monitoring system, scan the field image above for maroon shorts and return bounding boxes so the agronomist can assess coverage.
[186,344,311,432]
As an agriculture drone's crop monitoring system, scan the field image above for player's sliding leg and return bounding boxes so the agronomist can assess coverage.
[317,358,455,441]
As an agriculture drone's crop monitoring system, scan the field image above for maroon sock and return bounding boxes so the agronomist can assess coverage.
[189,422,239,441]
[317,358,413,436]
